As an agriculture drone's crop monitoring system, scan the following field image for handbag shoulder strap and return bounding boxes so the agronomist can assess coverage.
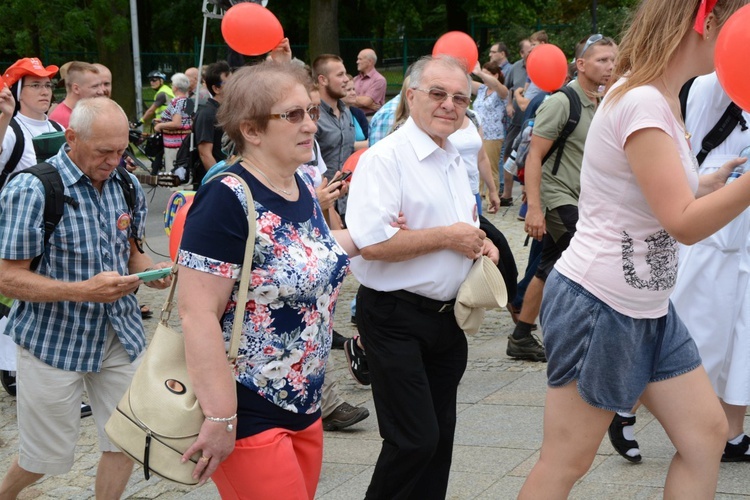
[159,170,256,365]
[218,172,256,364]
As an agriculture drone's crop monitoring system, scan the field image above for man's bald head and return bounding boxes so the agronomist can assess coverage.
[93,63,112,97]
[185,67,199,92]
[356,49,378,74]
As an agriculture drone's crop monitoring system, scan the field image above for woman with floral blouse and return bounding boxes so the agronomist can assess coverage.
[176,61,358,499]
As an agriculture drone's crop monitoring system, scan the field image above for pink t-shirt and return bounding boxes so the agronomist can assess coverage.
[555,81,699,318]
[48,102,72,129]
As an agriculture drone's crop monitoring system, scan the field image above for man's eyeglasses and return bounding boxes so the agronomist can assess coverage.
[24,82,54,91]
[579,34,603,59]
[149,78,161,82]
[269,104,320,124]
[414,88,471,108]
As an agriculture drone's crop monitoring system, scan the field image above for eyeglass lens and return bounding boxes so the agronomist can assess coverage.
[25,83,54,90]
[277,105,320,123]
[425,88,470,107]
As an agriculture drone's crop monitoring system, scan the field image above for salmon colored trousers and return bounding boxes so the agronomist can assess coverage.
[211,419,323,500]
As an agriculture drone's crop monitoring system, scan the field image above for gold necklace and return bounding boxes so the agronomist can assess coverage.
[661,78,691,141]
[242,159,294,196]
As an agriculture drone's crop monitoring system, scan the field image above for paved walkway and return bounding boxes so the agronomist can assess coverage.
[1,187,748,499]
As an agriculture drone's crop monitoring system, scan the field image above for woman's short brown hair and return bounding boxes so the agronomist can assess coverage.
[217,61,312,152]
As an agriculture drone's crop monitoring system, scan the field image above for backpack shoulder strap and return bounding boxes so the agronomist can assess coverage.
[8,162,79,271]
[115,165,136,212]
[695,103,748,166]
[679,77,697,123]
[543,85,582,175]
[49,120,64,132]
[114,165,144,253]
[0,118,26,187]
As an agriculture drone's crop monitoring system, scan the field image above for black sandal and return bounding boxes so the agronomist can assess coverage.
[608,413,642,463]
[140,304,153,319]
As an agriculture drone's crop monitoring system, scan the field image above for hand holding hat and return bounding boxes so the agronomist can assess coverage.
[454,256,508,335]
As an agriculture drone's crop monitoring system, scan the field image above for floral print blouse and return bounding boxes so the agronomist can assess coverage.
[473,85,506,140]
[178,164,350,415]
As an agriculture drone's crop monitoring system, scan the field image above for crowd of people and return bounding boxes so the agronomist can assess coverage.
[1,0,749,498]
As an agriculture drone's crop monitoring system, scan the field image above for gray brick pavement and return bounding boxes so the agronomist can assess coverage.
[1,189,748,499]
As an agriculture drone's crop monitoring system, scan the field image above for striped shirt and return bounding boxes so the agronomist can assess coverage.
[0,147,148,372]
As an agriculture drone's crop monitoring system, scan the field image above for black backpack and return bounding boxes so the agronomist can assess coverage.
[0,118,64,187]
[513,85,582,176]
[679,76,748,166]
[543,85,583,176]
[4,163,138,271]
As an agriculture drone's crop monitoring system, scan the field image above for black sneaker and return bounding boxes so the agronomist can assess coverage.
[500,197,514,207]
[344,337,370,385]
[81,402,93,419]
[331,330,348,350]
[608,413,642,463]
[506,334,546,362]
[322,402,369,431]
[722,434,750,462]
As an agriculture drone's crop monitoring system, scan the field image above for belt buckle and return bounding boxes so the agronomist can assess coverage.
[438,303,453,313]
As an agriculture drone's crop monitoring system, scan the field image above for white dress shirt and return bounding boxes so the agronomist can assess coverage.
[347,117,479,301]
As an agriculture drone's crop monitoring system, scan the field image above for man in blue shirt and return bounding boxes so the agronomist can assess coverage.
[0,97,171,498]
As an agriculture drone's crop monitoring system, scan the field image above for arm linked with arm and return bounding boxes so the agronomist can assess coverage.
[178,265,238,484]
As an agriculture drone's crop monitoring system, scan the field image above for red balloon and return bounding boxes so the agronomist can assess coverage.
[432,32,478,73]
[715,4,750,113]
[526,44,568,93]
[221,3,284,56]
[169,198,194,262]
[342,148,367,177]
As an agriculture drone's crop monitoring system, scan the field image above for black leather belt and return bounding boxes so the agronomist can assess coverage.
[387,289,456,313]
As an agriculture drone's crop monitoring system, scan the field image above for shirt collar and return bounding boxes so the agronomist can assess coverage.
[402,117,460,164]
[56,145,120,189]
[320,98,346,115]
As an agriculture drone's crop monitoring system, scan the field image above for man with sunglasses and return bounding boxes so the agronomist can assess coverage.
[346,55,499,499]
[508,34,616,362]
[138,70,173,128]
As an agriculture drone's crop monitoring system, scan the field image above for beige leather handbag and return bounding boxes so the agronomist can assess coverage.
[105,172,255,484]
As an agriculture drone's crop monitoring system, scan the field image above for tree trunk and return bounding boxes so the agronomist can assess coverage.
[445,0,468,33]
[96,0,136,117]
[309,0,340,60]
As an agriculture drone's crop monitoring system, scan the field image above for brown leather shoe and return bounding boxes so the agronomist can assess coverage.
[323,402,369,431]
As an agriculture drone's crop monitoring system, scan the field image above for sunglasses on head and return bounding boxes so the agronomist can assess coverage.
[414,88,471,108]
[269,104,320,124]
[580,34,604,58]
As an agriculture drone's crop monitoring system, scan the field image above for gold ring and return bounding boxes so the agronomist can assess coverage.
[200,455,210,463]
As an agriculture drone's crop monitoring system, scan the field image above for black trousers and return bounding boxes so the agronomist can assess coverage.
[479,214,518,302]
[357,285,468,500]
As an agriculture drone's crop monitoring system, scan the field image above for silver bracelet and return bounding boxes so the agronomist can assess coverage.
[205,413,237,432]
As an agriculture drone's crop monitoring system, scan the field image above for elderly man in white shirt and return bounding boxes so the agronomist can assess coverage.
[346,55,499,500]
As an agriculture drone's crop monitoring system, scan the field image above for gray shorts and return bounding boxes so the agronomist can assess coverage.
[16,327,141,474]
[540,270,702,413]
